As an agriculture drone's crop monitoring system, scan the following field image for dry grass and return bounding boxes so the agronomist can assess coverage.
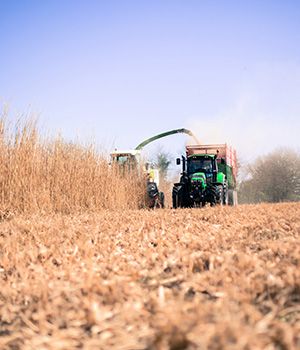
[0,203,299,349]
[0,118,145,214]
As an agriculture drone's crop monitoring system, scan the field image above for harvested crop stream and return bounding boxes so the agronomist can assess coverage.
[0,203,299,349]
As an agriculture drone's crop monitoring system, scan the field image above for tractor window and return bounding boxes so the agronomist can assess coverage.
[117,156,129,164]
[188,158,213,173]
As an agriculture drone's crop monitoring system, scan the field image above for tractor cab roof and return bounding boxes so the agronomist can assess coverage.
[110,149,141,157]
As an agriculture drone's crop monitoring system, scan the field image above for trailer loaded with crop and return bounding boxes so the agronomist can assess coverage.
[173,144,238,207]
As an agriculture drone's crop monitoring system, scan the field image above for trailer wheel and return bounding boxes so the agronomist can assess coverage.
[222,183,229,205]
[216,185,224,205]
[228,190,238,206]
[223,189,229,205]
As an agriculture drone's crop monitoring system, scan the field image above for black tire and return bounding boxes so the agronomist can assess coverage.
[206,183,217,206]
[173,184,189,208]
[159,192,165,208]
[172,186,180,209]
[216,185,224,205]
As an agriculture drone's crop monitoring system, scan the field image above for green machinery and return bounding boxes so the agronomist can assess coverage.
[172,144,238,207]
[134,128,199,150]
[110,128,199,208]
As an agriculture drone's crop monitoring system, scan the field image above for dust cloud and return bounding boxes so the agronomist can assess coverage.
[187,62,300,163]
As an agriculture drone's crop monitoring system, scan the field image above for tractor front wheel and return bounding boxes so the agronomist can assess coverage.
[207,183,217,206]
[172,187,180,209]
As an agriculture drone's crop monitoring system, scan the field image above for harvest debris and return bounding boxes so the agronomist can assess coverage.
[0,203,299,349]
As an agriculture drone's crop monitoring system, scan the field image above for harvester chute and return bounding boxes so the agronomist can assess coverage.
[135,128,199,151]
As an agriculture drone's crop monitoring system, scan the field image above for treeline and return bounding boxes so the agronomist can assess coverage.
[238,148,300,204]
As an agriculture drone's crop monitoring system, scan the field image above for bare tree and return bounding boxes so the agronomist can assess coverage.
[238,148,300,203]
[154,151,171,181]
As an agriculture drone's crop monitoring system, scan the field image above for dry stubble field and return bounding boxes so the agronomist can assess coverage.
[0,203,299,350]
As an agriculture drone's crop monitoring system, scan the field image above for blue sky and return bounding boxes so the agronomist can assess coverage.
[1,0,300,166]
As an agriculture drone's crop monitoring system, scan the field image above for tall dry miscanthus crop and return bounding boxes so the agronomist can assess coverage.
[0,119,145,213]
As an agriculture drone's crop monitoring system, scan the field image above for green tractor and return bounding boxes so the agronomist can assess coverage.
[172,144,238,208]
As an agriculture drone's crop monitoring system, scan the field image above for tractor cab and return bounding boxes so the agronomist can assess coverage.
[176,154,218,183]
[187,154,217,180]
[110,150,141,169]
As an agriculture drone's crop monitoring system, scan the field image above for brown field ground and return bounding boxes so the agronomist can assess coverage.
[0,203,299,350]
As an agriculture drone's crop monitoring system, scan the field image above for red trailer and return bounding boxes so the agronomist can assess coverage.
[186,144,237,186]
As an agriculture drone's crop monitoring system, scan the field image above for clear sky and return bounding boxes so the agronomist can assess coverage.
[1,0,300,167]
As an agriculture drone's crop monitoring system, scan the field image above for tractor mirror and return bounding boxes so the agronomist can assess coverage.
[176,158,181,165]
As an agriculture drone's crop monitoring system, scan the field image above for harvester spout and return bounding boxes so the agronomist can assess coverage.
[135,128,199,151]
